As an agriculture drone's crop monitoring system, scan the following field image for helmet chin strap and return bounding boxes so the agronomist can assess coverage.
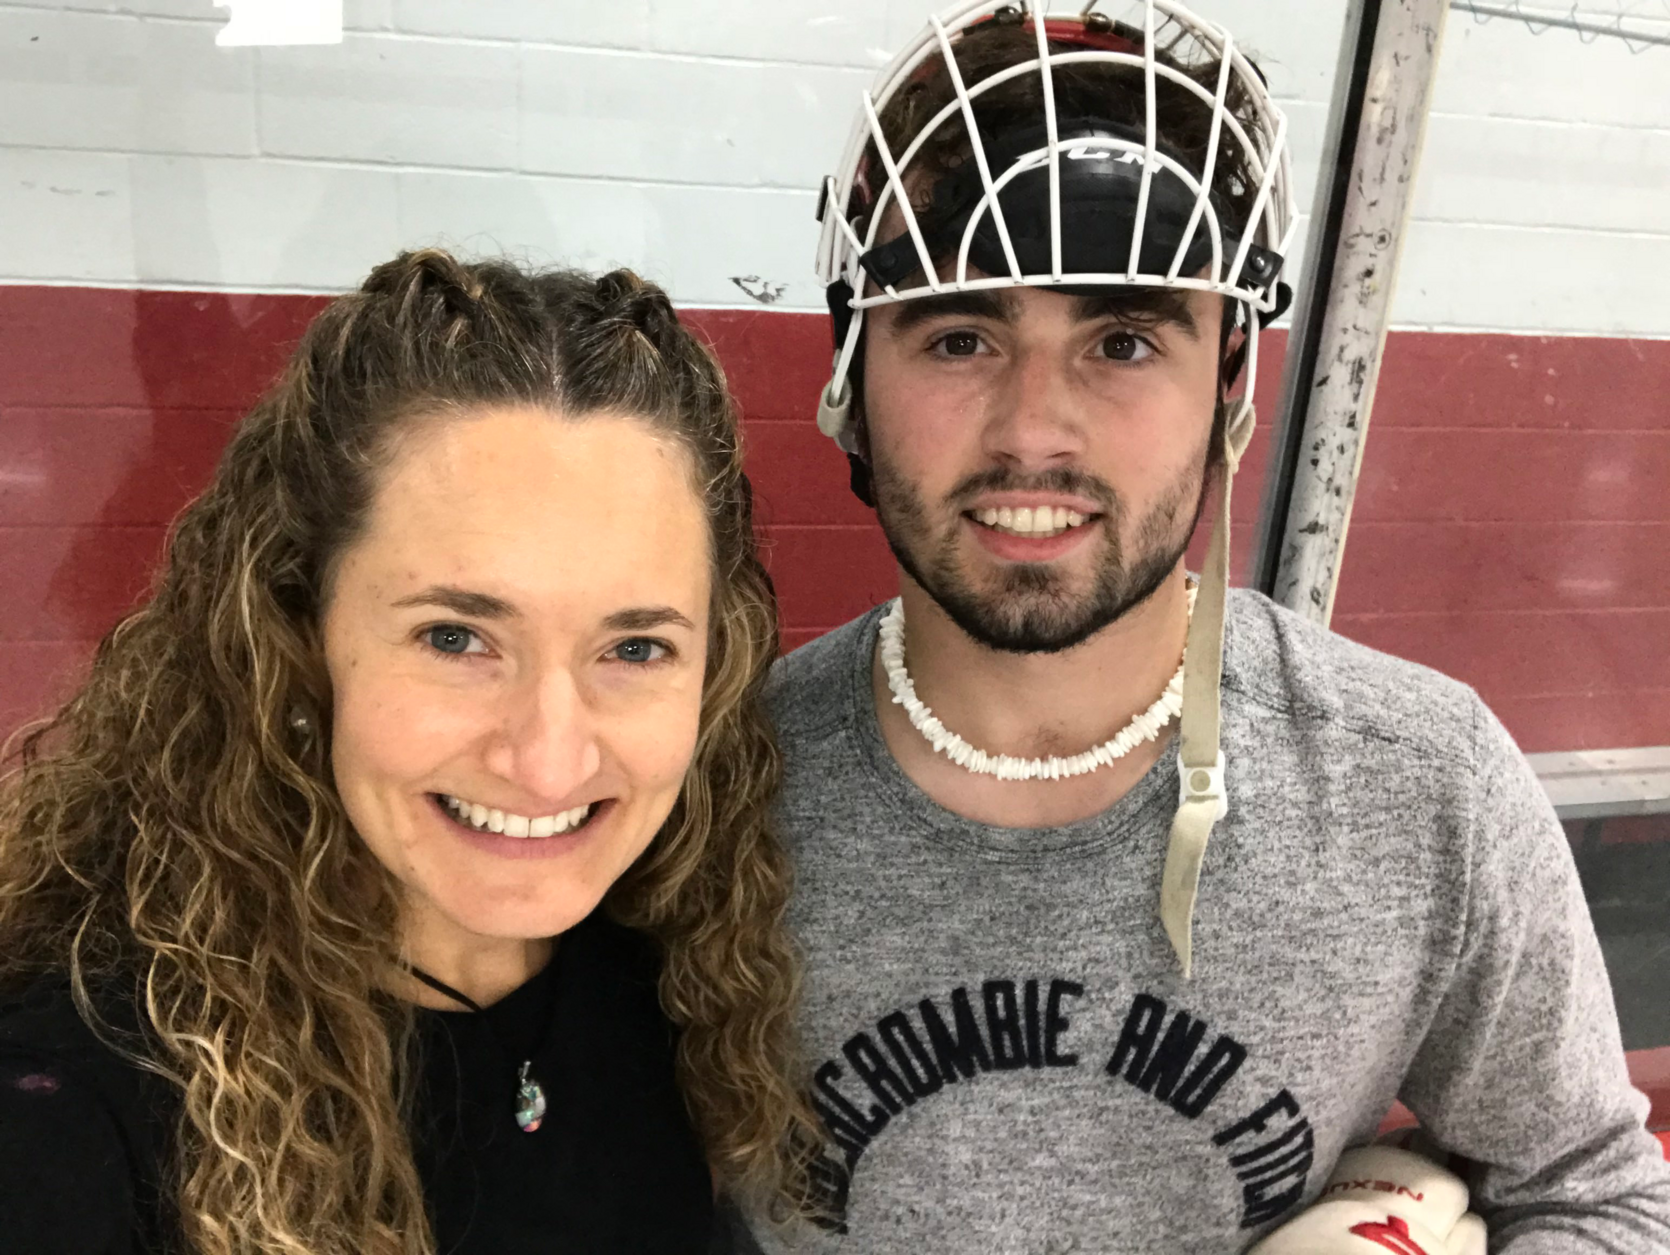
[1160,391,1254,979]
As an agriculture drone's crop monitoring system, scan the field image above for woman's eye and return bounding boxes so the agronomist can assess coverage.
[933,330,984,358]
[610,638,669,665]
[1101,332,1154,363]
[425,624,483,656]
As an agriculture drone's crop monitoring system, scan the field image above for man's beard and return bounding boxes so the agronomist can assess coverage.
[869,453,1207,655]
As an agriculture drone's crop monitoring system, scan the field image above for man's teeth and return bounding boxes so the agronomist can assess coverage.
[442,795,593,838]
[973,506,1088,538]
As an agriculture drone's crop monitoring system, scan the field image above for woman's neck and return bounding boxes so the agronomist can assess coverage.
[397,896,554,1010]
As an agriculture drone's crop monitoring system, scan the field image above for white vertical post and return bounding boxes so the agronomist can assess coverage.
[1262,0,1450,624]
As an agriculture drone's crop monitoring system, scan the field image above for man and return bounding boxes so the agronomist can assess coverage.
[754,2,1670,1252]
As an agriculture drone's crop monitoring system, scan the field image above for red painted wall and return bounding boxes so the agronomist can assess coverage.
[2,286,1667,755]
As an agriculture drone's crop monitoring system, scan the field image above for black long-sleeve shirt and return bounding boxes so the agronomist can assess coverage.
[0,911,713,1254]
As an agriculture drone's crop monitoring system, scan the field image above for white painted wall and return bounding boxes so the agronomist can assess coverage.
[1,0,1665,333]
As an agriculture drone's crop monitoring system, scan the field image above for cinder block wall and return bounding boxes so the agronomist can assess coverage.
[1,0,1666,750]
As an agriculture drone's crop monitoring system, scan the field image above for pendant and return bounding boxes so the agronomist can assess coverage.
[514,1060,546,1133]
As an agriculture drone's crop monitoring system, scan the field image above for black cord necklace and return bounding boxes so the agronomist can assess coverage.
[406,965,549,1134]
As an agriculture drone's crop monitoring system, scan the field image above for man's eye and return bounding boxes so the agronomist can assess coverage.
[425,624,483,656]
[934,330,984,357]
[611,638,669,665]
[1101,332,1154,363]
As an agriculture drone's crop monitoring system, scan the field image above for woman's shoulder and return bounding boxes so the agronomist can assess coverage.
[0,972,157,1086]
[0,975,173,1255]
[2,972,118,1044]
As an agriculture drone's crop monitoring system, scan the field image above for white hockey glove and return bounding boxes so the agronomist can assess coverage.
[1246,1144,1487,1255]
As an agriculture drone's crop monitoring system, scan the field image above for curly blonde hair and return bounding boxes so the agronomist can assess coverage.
[0,249,823,1254]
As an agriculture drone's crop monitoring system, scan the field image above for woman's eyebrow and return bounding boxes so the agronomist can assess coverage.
[391,586,518,619]
[603,606,697,632]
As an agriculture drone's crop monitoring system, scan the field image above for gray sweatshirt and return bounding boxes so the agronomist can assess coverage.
[753,590,1670,1254]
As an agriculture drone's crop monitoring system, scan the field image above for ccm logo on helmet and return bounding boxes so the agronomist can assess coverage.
[1064,145,1144,163]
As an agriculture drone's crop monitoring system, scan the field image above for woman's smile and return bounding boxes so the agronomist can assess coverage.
[426,791,614,862]
[436,791,597,839]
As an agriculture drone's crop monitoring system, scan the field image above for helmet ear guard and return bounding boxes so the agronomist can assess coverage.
[817,279,859,450]
[817,280,875,504]
[813,378,876,507]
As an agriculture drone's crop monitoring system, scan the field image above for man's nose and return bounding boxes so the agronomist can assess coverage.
[980,345,1089,468]
[481,667,602,805]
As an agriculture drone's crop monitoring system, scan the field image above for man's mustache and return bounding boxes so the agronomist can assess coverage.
[945,466,1119,513]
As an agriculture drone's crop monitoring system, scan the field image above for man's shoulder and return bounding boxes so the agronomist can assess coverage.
[1225,588,1486,765]
[765,605,887,747]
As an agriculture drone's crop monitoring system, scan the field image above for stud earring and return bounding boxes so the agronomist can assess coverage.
[287,708,313,735]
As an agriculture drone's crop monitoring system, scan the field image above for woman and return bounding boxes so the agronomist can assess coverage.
[0,250,821,1254]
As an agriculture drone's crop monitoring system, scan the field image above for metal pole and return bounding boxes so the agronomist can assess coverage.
[1250,0,1376,600]
[1252,0,1451,624]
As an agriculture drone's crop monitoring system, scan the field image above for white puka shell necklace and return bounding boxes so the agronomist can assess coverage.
[878,583,1195,782]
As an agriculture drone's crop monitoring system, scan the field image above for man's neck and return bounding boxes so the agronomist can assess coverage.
[871,564,1192,829]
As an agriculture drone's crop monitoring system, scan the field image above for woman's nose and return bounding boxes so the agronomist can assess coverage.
[481,668,603,804]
